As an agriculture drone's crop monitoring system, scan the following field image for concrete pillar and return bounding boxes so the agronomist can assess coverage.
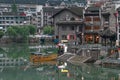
[82,49,85,56]
[118,48,120,59]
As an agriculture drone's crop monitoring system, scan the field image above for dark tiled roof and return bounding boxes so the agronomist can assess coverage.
[52,7,84,18]
[86,6,100,11]
[69,7,84,16]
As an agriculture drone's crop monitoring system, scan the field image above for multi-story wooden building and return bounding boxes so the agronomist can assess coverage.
[43,6,62,27]
[52,7,84,44]
[84,6,101,44]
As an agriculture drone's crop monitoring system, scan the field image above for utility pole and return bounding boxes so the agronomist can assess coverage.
[114,11,119,46]
[114,10,120,59]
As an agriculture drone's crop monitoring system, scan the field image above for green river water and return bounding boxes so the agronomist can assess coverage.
[0,43,120,80]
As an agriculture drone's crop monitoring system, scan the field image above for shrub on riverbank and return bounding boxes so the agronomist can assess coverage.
[5,25,36,43]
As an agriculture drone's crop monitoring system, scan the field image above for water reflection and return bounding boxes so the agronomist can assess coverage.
[0,44,120,80]
[0,62,119,80]
[66,63,120,80]
[0,43,30,58]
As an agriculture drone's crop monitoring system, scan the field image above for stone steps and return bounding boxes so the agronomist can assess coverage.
[57,53,74,61]
[68,55,91,64]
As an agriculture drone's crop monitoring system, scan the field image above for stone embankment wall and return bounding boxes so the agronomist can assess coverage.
[0,37,39,44]
[0,38,12,44]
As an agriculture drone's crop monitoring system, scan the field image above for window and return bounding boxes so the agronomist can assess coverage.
[61,26,66,30]
[68,35,76,40]
[16,21,18,24]
[70,26,75,30]
[19,8,24,12]
[62,35,67,40]
[70,35,74,40]
[20,21,22,23]
[70,17,75,21]
[11,17,13,20]
[3,17,5,20]
[6,17,9,20]
[104,17,109,21]
[30,8,36,12]
[11,21,14,24]
[6,21,9,23]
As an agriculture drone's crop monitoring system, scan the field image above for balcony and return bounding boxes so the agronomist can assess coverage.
[56,20,83,25]
[85,29,100,33]
[85,21,100,26]
[85,24,100,31]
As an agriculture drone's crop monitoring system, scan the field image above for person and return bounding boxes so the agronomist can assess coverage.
[57,46,64,55]
[60,46,64,55]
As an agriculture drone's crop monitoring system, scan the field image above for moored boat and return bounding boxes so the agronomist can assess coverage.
[30,52,58,64]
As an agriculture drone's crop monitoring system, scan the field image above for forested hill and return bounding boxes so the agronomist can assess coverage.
[0,0,86,5]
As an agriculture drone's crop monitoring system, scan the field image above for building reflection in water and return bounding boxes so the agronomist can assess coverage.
[0,61,120,80]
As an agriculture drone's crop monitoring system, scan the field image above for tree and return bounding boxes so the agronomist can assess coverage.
[28,25,36,35]
[7,26,17,37]
[43,26,54,35]
[0,30,4,38]
[6,26,29,42]
[11,2,17,13]
[6,25,37,43]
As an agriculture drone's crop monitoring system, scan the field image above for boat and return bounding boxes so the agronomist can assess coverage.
[30,52,58,64]
[61,69,69,73]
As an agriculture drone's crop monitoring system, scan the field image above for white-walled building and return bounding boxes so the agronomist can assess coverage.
[0,3,44,33]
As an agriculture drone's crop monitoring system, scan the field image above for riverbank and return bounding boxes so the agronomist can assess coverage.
[0,37,39,44]
[57,51,120,68]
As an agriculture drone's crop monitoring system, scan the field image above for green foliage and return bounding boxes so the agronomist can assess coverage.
[28,25,36,35]
[11,3,17,13]
[0,30,4,38]
[7,43,30,58]
[6,25,37,42]
[43,26,54,35]
[7,27,17,37]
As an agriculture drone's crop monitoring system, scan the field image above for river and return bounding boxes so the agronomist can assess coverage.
[0,63,120,80]
[0,43,120,80]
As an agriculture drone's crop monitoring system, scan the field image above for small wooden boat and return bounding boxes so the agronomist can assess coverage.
[30,52,58,64]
